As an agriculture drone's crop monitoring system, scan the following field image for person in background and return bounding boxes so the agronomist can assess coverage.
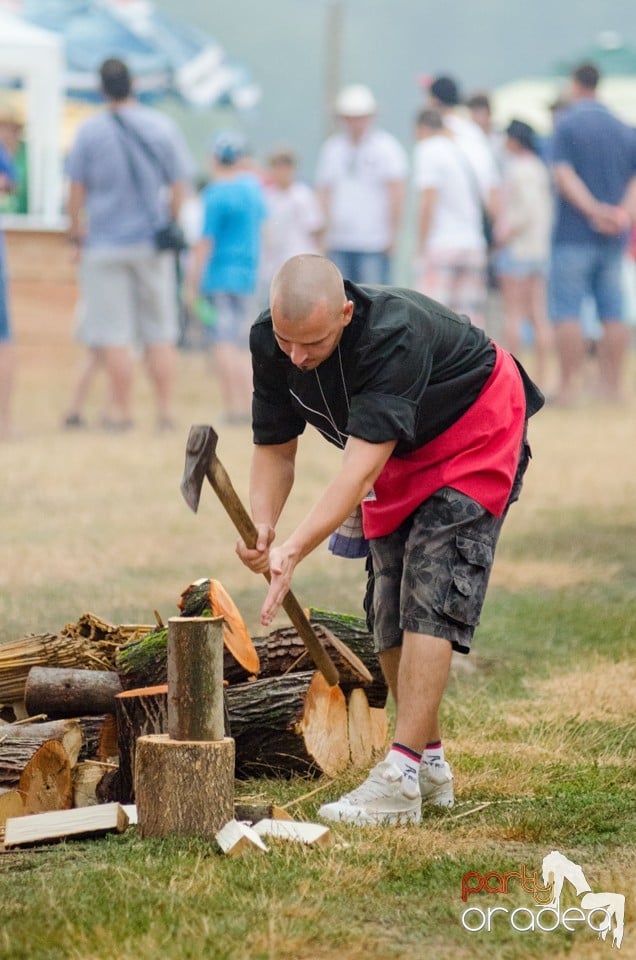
[0,105,17,441]
[260,148,324,299]
[465,90,506,173]
[494,119,553,391]
[184,131,267,424]
[413,108,489,328]
[315,84,407,284]
[549,61,636,405]
[65,57,191,431]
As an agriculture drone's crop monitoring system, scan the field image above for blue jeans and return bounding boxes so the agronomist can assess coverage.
[549,243,625,322]
[328,250,390,285]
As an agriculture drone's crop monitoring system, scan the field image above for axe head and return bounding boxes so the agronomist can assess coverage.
[180,424,219,513]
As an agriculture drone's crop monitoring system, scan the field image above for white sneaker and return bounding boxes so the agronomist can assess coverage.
[318,761,421,825]
[419,761,454,808]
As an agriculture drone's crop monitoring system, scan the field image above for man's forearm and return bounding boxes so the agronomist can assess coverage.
[282,436,396,563]
[250,441,297,530]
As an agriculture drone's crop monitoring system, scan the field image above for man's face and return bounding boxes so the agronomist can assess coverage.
[272,299,354,371]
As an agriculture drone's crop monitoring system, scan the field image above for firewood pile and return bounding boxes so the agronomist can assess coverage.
[0,580,388,842]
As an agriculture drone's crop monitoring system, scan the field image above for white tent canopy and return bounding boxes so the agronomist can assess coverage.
[492,75,636,136]
[0,11,64,227]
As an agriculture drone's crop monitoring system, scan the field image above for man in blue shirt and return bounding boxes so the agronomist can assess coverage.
[549,62,636,405]
[184,132,267,424]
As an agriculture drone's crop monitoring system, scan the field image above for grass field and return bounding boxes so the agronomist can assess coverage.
[1,278,635,959]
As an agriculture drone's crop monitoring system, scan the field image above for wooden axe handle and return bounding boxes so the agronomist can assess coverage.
[206,457,340,686]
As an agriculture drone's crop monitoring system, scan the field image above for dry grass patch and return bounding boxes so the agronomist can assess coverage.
[527,659,636,723]
[490,557,621,590]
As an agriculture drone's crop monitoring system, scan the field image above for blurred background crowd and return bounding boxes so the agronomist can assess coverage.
[1,0,635,440]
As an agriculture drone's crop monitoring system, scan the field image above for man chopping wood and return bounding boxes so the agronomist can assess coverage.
[236,254,543,826]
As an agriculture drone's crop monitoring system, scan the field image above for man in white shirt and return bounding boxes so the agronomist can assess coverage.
[413,108,489,328]
[315,84,407,284]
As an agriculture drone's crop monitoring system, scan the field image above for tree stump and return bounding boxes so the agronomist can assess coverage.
[167,616,225,741]
[135,734,235,839]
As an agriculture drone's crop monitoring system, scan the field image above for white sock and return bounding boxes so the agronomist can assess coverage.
[385,742,421,790]
[423,742,445,767]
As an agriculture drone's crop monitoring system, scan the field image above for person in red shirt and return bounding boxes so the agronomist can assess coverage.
[239,254,543,825]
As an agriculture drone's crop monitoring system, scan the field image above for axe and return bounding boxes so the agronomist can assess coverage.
[180,423,341,686]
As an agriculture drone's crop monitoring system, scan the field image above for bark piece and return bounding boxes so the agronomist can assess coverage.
[25,667,122,718]
[4,802,129,848]
[18,740,72,814]
[216,819,269,856]
[167,616,225,741]
[233,802,293,824]
[135,734,235,839]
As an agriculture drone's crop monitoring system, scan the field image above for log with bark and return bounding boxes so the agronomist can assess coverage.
[0,720,82,770]
[109,663,387,787]
[24,667,122,719]
[228,671,350,779]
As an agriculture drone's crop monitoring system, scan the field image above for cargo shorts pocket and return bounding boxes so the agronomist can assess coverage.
[434,535,493,627]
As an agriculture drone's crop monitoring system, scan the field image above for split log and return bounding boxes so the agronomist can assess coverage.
[216,819,269,856]
[167,617,225,741]
[222,624,373,692]
[369,707,389,754]
[18,740,72,814]
[135,734,235,839]
[253,818,331,847]
[4,802,129,848]
[25,667,122,718]
[73,761,116,807]
[347,688,374,768]
[0,720,82,772]
[178,579,259,674]
[113,685,168,804]
[0,788,25,830]
[309,609,388,708]
[228,671,350,779]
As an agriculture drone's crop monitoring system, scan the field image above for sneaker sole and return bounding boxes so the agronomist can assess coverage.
[421,785,454,808]
[318,804,421,826]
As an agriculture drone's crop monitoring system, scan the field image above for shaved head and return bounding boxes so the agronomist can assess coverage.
[270,255,346,322]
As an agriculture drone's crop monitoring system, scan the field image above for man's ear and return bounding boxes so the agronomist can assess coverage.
[342,300,354,327]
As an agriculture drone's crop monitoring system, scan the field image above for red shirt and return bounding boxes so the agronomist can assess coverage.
[362,344,526,538]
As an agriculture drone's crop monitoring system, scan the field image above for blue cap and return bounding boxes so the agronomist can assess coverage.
[210,130,246,164]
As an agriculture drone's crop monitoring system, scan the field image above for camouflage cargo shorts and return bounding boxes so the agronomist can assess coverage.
[364,438,531,655]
